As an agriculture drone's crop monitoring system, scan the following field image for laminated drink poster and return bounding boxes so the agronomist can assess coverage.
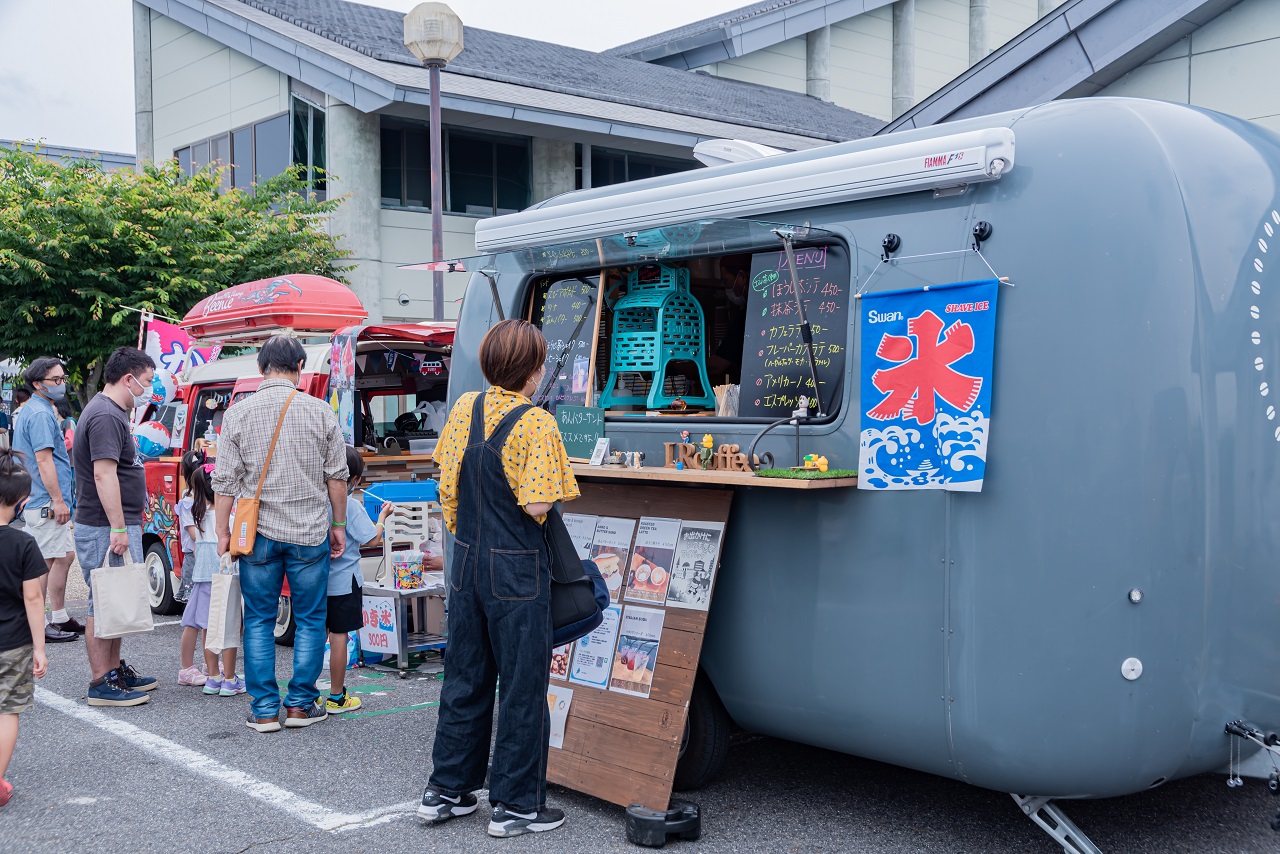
[609,606,666,698]
[549,643,572,680]
[562,513,598,560]
[665,521,726,611]
[546,685,573,749]
[588,517,637,603]
[569,604,621,689]
[624,517,680,605]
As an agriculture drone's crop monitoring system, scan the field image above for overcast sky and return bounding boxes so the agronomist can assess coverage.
[0,0,746,154]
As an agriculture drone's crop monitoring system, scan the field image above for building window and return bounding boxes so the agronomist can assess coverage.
[174,112,293,189]
[291,96,326,199]
[589,147,697,188]
[379,118,531,216]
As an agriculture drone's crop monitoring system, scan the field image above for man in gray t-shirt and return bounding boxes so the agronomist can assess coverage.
[72,347,160,708]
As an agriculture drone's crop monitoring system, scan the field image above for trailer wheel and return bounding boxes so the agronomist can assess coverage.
[145,542,181,615]
[274,596,296,646]
[674,674,731,791]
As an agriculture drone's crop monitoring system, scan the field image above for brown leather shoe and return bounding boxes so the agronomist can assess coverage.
[284,700,329,728]
[245,712,282,733]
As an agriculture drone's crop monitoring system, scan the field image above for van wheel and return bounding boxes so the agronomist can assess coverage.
[674,674,731,791]
[274,596,296,646]
[145,542,181,615]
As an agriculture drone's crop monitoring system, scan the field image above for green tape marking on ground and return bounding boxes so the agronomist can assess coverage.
[342,700,440,719]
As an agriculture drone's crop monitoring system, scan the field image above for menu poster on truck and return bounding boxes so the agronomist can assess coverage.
[609,606,666,699]
[330,330,357,446]
[550,643,572,680]
[588,517,636,603]
[562,514,597,559]
[624,517,680,605]
[546,685,574,749]
[665,521,725,610]
[857,278,999,492]
[569,604,621,690]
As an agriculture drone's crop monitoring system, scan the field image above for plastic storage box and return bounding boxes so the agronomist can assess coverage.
[362,479,439,520]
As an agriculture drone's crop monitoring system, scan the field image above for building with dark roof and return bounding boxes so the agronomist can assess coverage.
[881,0,1265,134]
[608,0,1069,121]
[130,0,882,322]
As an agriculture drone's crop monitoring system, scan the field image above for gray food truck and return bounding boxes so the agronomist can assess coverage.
[436,98,1280,850]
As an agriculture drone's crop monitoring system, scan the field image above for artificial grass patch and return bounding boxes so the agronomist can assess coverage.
[755,467,858,480]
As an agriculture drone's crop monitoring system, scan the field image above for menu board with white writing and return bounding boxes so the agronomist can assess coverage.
[738,245,850,417]
[532,277,598,414]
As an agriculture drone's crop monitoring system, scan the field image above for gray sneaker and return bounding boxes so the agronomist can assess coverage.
[487,804,566,837]
[283,699,329,728]
[418,788,478,823]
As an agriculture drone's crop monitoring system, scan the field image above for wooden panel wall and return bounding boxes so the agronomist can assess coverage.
[547,482,733,811]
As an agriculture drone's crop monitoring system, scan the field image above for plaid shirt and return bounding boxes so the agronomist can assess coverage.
[212,378,348,547]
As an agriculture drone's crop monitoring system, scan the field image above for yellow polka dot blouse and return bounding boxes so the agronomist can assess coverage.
[435,388,580,534]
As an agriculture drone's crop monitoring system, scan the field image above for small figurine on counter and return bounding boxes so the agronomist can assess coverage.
[699,434,715,470]
[799,454,830,472]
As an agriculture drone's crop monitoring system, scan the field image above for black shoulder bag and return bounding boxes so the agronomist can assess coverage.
[544,506,609,646]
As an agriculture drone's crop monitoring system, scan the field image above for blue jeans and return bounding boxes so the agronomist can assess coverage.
[238,534,330,719]
[74,524,144,617]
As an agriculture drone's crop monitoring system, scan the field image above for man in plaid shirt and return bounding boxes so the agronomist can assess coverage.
[213,335,349,734]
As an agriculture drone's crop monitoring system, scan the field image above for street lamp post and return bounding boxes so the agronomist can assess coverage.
[404,3,464,322]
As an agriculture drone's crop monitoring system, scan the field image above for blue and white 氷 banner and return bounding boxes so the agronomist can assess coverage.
[857,279,999,491]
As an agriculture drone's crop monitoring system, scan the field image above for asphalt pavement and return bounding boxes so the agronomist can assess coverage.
[8,583,1280,853]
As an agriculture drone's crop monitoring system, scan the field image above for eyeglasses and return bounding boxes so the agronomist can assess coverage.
[41,376,67,385]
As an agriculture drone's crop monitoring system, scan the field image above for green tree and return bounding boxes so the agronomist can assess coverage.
[0,146,350,401]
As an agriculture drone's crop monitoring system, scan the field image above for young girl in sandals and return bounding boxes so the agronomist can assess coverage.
[177,457,242,696]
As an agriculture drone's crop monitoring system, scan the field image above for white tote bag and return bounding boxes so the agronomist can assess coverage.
[90,552,155,639]
[205,554,242,654]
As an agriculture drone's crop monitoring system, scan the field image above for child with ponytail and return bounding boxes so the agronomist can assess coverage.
[177,458,242,696]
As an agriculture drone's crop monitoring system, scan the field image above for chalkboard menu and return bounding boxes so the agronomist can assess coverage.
[555,405,604,460]
[533,277,599,414]
[739,245,850,417]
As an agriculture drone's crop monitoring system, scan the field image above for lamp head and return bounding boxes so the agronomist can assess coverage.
[403,2,464,66]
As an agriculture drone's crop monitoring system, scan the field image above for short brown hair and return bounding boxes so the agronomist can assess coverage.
[479,319,547,392]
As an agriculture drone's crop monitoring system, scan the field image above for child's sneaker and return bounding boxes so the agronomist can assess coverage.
[219,677,246,697]
[0,779,12,807]
[203,676,225,696]
[326,689,362,713]
[177,666,207,687]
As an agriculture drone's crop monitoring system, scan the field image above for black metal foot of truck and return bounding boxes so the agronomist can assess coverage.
[625,799,701,847]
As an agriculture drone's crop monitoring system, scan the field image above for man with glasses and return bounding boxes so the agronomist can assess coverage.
[73,347,160,707]
[11,358,79,643]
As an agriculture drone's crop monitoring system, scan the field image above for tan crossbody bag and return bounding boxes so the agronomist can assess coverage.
[230,389,297,557]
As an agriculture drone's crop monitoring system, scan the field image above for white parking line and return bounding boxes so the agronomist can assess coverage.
[34,687,418,831]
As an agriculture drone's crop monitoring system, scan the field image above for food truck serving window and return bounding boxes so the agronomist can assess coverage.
[528,230,849,421]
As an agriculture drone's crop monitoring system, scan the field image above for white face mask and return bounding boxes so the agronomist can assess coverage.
[126,375,153,408]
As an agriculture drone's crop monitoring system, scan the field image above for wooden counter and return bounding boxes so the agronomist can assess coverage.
[361,453,437,483]
[570,463,857,489]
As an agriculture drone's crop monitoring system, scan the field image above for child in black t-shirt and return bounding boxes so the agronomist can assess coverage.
[0,448,49,807]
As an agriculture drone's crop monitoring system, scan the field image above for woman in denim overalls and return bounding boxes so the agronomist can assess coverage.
[419,320,580,838]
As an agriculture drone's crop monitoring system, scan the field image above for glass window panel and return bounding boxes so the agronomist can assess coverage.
[448,132,494,215]
[191,140,208,171]
[176,147,191,176]
[231,127,252,190]
[590,149,627,187]
[494,140,530,215]
[380,126,404,205]
[253,114,289,182]
[292,98,309,176]
[209,134,231,191]
[405,128,431,208]
[313,108,326,198]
